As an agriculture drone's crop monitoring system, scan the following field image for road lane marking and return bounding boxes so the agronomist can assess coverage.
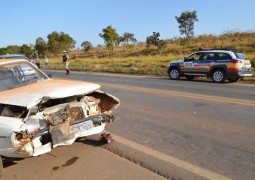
[53,73,255,107]
[112,134,231,180]
[99,82,255,108]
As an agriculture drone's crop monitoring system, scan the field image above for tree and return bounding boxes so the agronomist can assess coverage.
[146,32,166,50]
[81,41,93,52]
[47,31,75,54]
[175,11,198,39]
[119,33,137,45]
[99,25,119,51]
[5,45,21,54]
[20,44,32,57]
[97,44,103,49]
[31,48,38,58]
[0,48,8,55]
[35,37,47,56]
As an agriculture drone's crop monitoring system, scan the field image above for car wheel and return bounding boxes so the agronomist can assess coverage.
[169,68,180,80]
[0,156,2,177]
[212,69,226,83]
[185,75,195,80]
[227,77,239,82]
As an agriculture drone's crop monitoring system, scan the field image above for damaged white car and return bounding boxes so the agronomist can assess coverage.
[0,59,120,176]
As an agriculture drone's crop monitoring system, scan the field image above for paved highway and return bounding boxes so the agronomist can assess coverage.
[7,70,255,179]
[49,71,255,179]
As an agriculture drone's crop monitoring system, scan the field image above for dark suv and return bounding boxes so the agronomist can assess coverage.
[168,49,253,83]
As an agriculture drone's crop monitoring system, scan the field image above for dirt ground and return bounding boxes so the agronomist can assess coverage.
[1,139,165,180]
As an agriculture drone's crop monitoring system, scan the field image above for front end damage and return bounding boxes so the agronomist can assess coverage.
[0,91,119,158]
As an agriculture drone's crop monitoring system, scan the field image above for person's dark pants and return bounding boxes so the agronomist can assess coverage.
[65,61,70,74]
[36,63,40,69]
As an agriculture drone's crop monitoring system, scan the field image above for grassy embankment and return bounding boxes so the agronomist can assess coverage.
[47,32,255,81]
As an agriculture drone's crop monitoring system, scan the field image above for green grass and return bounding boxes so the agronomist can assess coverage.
[48,55,183,76]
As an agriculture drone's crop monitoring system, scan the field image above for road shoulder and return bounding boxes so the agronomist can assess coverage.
[2,139,165,180]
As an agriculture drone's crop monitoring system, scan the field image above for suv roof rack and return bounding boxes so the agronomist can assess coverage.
[198,48,240,52]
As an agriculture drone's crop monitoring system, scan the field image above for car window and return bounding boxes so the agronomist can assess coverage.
[201,53,218,60]
[235,52,246,59]
[0,62,48,92]
[186,53,202,61]
[218,53,232,60]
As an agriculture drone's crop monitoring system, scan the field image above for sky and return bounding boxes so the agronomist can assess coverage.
[1,0,255,48]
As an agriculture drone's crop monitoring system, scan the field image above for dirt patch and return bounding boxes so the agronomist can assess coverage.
[52,166,60,171]
[62,157,79,167]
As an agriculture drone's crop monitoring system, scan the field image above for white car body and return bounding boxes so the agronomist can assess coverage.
[0,59,119,161]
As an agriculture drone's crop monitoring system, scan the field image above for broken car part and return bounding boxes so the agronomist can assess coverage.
[0,59,120,162]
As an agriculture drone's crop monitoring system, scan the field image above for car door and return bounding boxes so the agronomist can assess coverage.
[181,53,202,73]
[193,52,215,73]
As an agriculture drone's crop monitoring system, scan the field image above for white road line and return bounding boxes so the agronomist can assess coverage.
[112,134,232,180]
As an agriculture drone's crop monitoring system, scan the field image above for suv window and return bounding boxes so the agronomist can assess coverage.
[235,52,246,59]
[218,53,232,60]
[186,53,202,61]
[201,53,218,60]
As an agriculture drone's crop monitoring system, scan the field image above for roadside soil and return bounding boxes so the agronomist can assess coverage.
[1,139,165,180]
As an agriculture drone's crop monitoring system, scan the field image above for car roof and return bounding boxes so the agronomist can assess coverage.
[0,58,27,65]
[198,50,234,53]
[197,48,243,53]
[0,54,26,58]
[0,54,30,60]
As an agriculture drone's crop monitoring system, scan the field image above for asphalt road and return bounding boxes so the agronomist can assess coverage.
[9,70,255,179]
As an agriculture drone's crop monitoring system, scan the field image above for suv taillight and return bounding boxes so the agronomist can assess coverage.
[231,59,243,64]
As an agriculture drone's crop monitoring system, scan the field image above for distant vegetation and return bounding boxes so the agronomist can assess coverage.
[69,31,255,67]
[0,10,254,81]
[50,31,255,82]
[1,31,254,79]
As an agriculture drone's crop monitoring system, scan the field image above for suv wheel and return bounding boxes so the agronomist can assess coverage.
[185,75,195,80]
[169,68,180,80]
[212,69,226,83]
[0,156,2,177]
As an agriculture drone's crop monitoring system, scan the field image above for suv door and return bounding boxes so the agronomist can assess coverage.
[181,53,202,73]
[197,52,218,73]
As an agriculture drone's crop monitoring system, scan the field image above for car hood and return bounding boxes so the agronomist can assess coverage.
[0,79,101,109]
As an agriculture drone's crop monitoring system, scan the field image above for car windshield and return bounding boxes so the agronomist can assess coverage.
[235,52,247,59]
[0,61,48,92]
